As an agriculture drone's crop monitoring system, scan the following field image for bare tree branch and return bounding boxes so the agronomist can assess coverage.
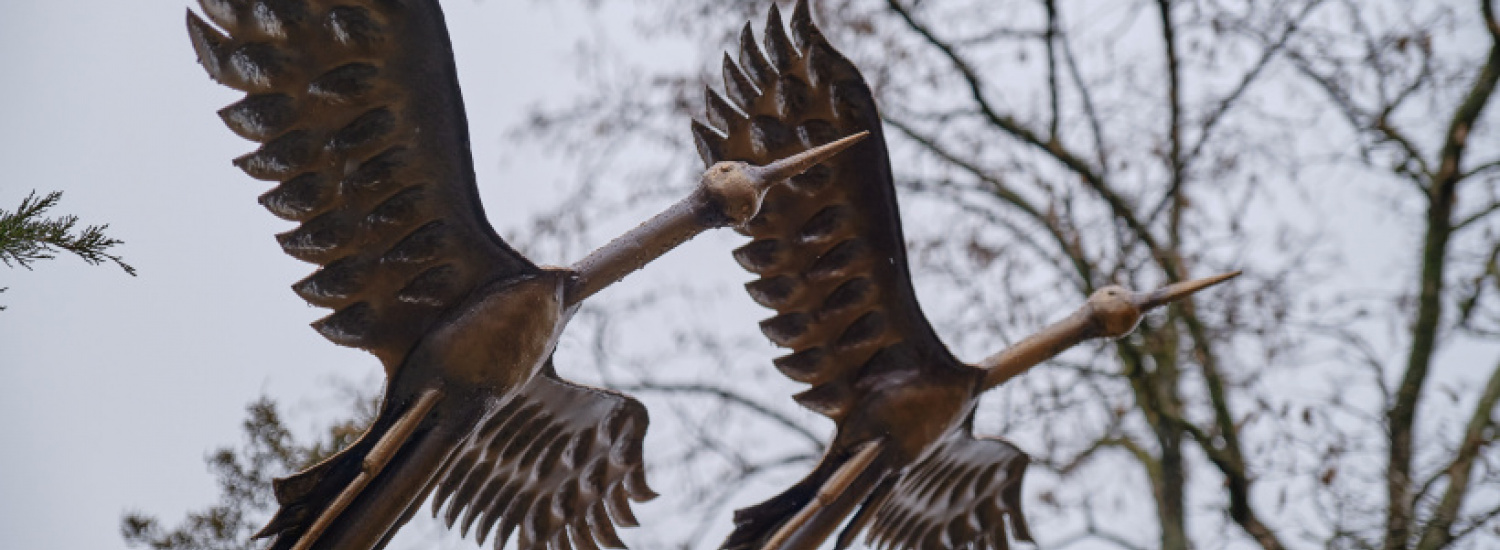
[885,0,1189,285]
[1386,3,1500,546]
[1155,0,1186,248]
[883,114,1097,290]
[1044,0,1062,140]
[1188,3,1314,164]
[1415,359,1500,549]
[616,382,825,451]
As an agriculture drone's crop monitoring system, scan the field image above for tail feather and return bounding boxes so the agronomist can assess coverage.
[721,455,836,550]
[256,414,386,541]
[256,388,458,550]
[723,445,890,550]
[770,450,889,550]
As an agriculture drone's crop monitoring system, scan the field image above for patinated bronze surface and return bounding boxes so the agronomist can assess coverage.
[185,1,862,549]
[696,3,1240,549]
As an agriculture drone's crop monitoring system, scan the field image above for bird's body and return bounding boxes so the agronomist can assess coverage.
[699,3,1237,549]
[832,359,979,463]
[409,270,570,391]
[185,1,865,549]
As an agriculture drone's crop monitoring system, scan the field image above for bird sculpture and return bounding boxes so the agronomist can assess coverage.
[694,2,1241,549]
[184,1,864,549]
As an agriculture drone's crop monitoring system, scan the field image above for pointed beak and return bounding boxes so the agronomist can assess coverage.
[749,131,870,186]
[1134,270,1241,311]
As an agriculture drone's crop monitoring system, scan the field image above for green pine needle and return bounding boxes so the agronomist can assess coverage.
[0,190,137,276]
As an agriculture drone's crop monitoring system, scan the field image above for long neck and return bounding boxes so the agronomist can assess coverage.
[564,188,724,307]
[978,306,1101,391]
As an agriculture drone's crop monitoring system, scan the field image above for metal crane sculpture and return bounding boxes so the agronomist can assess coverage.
[184,1,864,549]
[694,3,1240,549]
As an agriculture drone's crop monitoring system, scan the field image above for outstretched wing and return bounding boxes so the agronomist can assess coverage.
[695,0,967,423]
[187,0,536,373]
[429,362,655,550]
[862,431,1032,550]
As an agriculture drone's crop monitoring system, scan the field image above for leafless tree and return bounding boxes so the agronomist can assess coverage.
[1274,2,1500,549]
[516,1,1500,548]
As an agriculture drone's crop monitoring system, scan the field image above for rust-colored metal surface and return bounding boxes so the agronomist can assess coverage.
[697,3,1240,549]
[185,1,863,549]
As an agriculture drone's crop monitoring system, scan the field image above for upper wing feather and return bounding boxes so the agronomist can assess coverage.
[187,0,537,373]
[696,0,964,422]
[429,363,655,550]
[863,431,1032,550]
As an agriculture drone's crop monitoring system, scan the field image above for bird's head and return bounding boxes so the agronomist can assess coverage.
[1087,271,1242,339]
[700,131,868,227]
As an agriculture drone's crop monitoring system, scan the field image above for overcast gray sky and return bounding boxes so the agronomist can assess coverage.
[5,2,1499,550]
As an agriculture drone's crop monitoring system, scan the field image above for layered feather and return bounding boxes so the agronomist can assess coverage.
[696,0,967,425]
[863,432,1032,550]
[252,365,657,550]
[188,2,655,549]
[188,0,536,373]
[430,365,655,550]
[706,3,1033,549]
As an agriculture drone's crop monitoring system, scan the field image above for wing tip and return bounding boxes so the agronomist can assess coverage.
[186,9,233,87]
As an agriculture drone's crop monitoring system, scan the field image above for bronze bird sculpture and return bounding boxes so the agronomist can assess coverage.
[184,1,865,549]
[693,3,1240,549]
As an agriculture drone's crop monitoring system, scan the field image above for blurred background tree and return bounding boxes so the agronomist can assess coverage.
[122,396,372,550]
[127,0,1499,549]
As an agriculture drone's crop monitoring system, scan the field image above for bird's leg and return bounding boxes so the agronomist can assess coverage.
[762,440,885,550]
[289,388,443,550]
[979,271,1241,391]
[564,132,868,306]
